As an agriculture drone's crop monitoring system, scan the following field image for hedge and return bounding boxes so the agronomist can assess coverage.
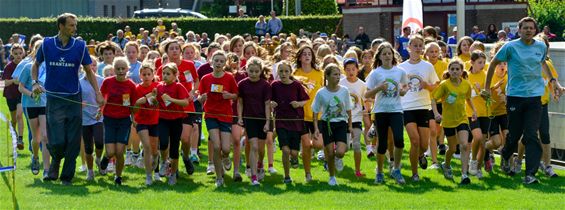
[0,15,342,42]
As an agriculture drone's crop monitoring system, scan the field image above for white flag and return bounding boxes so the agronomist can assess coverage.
[402,0,424,33]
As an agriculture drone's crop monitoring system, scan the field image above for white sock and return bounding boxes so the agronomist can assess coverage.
[191,148,198,156]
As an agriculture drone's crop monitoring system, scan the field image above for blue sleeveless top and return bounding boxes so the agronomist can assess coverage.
[36,36,92,95]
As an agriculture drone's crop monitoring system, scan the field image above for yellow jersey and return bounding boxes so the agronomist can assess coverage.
[542,59,559,105]
[293,68,324,122]
[455,54,470,63]
[433,79,472,128]
[490,72,508,116]
[466,70,488,117]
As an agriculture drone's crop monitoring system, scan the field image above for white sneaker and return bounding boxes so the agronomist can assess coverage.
[86,170,95,181]
[335,157,344,172]
[107,162,116,173]
[136,156,144,169]
[153,173,161,182]
[79,165,87,172]
[453,153,461,159]
[513,157,522,174]
[258,168,265,181]
[245,168,252,178]
[305,173,313,183]
[469,160,478,176]
[268,166,278,174]
[251,179,260,186]
[168,174,177,186]
[222,157,232,171]
[476,170,483,179]
[159,160,170,176]
[429,163,440,169]
[328,176,338,186]
[125,151,133,166]
[145,176,153,186]
[317,150,325,161]
[206,163,215,175]
[215,178,224,187]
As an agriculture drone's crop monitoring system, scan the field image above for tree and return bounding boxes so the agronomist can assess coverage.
[283,0,339,16]
[529,0,564,40]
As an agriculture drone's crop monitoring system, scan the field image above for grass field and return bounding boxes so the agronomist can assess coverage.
[0,94,564,209]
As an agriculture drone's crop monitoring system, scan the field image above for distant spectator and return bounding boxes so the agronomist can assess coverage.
[423,25,439,40]
[199,32,210,48]
[470,25,486,42]
[238,9,248,18]
[111,29,128,49]
[542,26,557,40]
[186,31,196,43]
[170,22,182,35]
[503,26,515,40]
[354,26,371,50]
[156,19,166,40]
[498,30,510,41]
[255,15,268,36]
[267,11,283,35]
[395,26,410,60]
[0,38,5,70]
[486,24,498,43]
[136,27,145,40]
[447,27,457,58]
[124,25,133,38]
[140,30,151,46]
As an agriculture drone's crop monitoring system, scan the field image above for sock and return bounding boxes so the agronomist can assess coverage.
[268,163,273,168]
[252,175,257,181]
[191,148,198,156]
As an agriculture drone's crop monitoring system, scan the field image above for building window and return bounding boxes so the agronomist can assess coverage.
[112,5,116,17]
[127,6,131,17]
[103,5,108,17]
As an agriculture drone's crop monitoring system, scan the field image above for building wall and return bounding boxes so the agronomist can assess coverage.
[142,0,180,9]
[0,0,89,18]
[91,0,141,18]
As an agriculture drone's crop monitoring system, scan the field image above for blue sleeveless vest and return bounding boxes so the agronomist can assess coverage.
[42,36,89,95]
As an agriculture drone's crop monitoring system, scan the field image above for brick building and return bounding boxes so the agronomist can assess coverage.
[338,0,528,42]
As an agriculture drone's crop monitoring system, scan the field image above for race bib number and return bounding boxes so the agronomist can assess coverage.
[471,89,478,98]
[446,92,457,104]
[184,71,193,83]
[211,84,224,93]
[123,94,130,106]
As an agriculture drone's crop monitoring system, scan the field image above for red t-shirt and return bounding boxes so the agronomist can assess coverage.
[156,59,198,112]
[134,82,159,125]
[156,81,189,120]
[238,78,271,118]
[100,76,137,119]
[2,62,21,99]
[199,72,238,123]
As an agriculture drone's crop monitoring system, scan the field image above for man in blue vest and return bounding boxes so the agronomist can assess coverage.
[32,13,104,185]
[483,17,563,184]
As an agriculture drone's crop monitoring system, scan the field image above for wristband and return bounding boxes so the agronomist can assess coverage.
[549,78,556,83]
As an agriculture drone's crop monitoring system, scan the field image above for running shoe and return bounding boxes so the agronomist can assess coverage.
[159,160,170,177]
[429,162,440,169]
[31,157,40,175]
[513,157,522,174]
[523,175,539,185]
[153,173,161,182]
[168,174,177,186]
[355,171,365,178]
[78,164,87,173]
[419,155,428,170]
[317,150,325,161]
[233,172,243,182]
[215,178,224,187]
[268,166,278,174]
[184,157,194,175]
[17,136,24,150]
[222,157,232,171]
[469,160,478,176]
[107,161,116,173]
[125,151,133,166]
[114,176,122,185]
[476,170,483,179]
[189,154,200,165]
[328,176,338,186]
[375,173,384,184]
[135,156,144,169]
[206,163,215,175]
[86,170,95,181]
[145,175,153,186]
[251,178,260,186]
[500,156,514,176]
[411,174,420,182]
[283,177,293,184]
[290,157,299,169]
[335,157,344,172]
[485,156,493,173]
[391,169,405,184]
[544,166,558,178]
[460,174,471,185]
[42,170,49,180]
[305,173,313,183]
[258,168,265,181]
[440,162,453,179]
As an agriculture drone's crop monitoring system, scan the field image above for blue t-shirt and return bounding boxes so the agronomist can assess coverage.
[495,39,547,97]
[11,57,32,80]
[19,61,47,107]
[36,36,92,95]
[97,62,107,77]
[80,75,104,125]
[128,61,142,84]
[396,36,410,60]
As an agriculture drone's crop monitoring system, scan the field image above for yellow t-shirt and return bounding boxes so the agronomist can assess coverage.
[157,25,166,39]
[293,68,324,122]
[125,31,133,39]
[137,34,143,40]
[542,59,559,105]
[466,70,488,117]
[431,59,448,81]
[433,79,472,128]
[456,54,470,63]
[490,73,507,116]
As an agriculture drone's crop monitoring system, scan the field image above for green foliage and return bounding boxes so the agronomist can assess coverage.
[0,16,341,42]
[200,0,283,18]
[529,0,565,40]
[283,0,339,15]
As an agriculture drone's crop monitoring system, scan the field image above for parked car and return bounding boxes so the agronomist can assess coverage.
[133,8,207,18]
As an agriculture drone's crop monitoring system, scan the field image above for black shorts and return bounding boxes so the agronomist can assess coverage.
[489,114,508,135]
[469,117,490,134]
[183,113,200,125]
[444,123,470,137]
[205,118,231,132]
[403,109,430,127]
[277,128,301,151]
[136,124,159,137]
[349,122,362,133]
[26,107,46,119]
[301,121,315,135]
[103,116,132,145]
[82,122,104,154]
[6,98,20,111]
[243,118,267,139]
[319,121,348,146]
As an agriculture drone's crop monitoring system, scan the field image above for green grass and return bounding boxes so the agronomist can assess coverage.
[0,94,564,209]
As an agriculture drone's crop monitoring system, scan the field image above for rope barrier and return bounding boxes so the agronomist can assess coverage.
[0,112,18,210]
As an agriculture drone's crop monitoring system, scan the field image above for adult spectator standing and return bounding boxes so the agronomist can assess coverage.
[486,24,498,43]
[354,26,370,50]
[447,27,457,58]
[32,13,104,185]
[483,17,564,184]
[470,25,486,42]
[112,29,128,49]
[140,30,151,46]
[170,22,182,36]
[395,26,410,60]
[199,33,210,48]
[136,27,145,40]
[267,10,283,36]
[542,26,557,40]
[255,15,268,36]
[237,9,248,18]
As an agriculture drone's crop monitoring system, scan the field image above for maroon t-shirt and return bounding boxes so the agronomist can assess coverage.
[231,70,248,116]
[2,62,21,99]
[238,78,271,118]
[197,62,213,80]
[271,80,310,131]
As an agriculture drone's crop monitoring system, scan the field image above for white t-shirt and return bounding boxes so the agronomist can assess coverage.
[366,66,408,113]
[311,85,353,123]
[339,78,367,123]
[398,60,439,111]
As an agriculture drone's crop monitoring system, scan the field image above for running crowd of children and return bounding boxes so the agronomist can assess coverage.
[2,16,562,187]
